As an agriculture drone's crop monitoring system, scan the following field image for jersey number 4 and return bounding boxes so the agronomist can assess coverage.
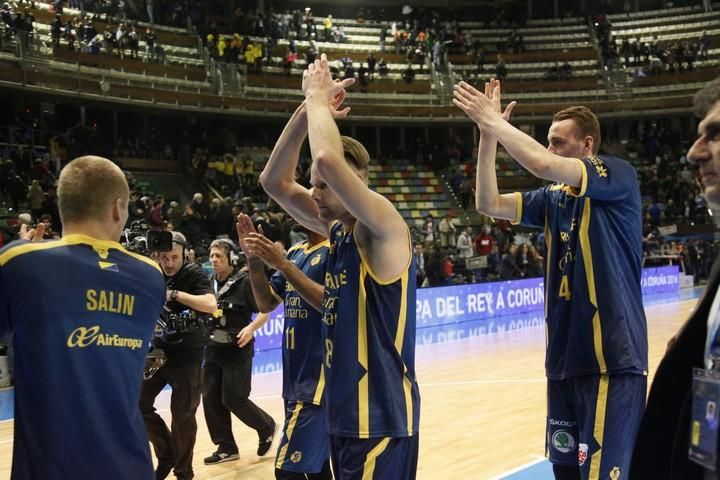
[559,275,572,301]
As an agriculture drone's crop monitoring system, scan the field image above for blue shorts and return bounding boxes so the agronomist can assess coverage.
[274,400,330,473]
[546,373,646,480]
[329,434,419,480]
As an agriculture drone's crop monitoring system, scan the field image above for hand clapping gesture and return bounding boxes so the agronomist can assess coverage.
[453,78,517,129]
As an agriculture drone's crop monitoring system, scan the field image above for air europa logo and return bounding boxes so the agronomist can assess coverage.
[67,326,144,350]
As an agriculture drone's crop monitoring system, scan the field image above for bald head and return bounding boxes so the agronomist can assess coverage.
[58,156,129,226]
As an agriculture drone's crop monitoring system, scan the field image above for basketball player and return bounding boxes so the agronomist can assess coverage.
[236,214,332,479]
[453,79,647,480]
[0,156,166,480]
[259,53,421,479]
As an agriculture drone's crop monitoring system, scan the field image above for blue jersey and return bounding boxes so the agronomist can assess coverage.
[515,155,648,380]
[321,221,420,438]
[270,239,329,404]
[0,234,166,480]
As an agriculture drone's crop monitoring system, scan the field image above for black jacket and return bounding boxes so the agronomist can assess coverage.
[631,256,720,479]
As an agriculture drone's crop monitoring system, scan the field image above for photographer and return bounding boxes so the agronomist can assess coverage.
[202,239,277,465]
[139,231,216,480]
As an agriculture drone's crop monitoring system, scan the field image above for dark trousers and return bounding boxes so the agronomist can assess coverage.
[139,362,203,480]
[202,357,274,453]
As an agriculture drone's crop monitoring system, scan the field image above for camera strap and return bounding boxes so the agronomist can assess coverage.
[213,269,247,299]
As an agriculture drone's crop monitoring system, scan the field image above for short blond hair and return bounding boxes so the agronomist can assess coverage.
[58,156,129,224]
[341,136,370,173]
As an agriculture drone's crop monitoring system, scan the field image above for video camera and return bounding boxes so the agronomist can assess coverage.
[120,220,173,255]
[154,306,205,343]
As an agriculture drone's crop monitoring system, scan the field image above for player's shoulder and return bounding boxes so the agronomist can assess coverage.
[0,238,69,267]
[114,247,163,275]
[592,153,635,171]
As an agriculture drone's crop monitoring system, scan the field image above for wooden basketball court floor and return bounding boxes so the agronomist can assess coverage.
[0,291,701,479]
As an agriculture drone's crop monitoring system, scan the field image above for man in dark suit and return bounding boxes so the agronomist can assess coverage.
[631,77,720,479]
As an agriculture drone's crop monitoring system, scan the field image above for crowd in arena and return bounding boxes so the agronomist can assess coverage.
[1,110,714,289]
[595,13,711,74]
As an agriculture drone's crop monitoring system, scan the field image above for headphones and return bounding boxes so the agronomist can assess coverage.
[210,238,242,267]
[171,231,190,258]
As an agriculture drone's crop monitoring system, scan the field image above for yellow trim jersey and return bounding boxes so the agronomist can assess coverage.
[321,222,420,438]
[514,155,648,379]
[269,239,330,404]
[0,234,166,480]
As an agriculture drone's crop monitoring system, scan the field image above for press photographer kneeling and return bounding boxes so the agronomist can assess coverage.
[140,231,217,480]
[202,239,277,465]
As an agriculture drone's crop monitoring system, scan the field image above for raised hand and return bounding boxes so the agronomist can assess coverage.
[235,213,259,260]
[302,53,346,101]
[243,230,288,271]
[452,80,516,128]
[329,84,352,119]
[484,78,517,122]
[19,222,46,242]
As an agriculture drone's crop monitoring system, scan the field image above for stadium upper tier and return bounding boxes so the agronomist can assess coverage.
[0,2,717,121]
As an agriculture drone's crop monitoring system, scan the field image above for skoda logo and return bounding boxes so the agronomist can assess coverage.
[552,430,576,454]
[67,326,100,348]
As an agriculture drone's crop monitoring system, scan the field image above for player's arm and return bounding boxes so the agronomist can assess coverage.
[454,78,519,220]
[245,233,324,312]
[259,101,326,236]
[454,81,582,187]
[236,213,283,313]
[246,257,283,314]
[305,55,406,242]
[260,79,354,237]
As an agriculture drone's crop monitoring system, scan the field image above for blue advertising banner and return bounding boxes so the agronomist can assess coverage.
[250,265,679,374]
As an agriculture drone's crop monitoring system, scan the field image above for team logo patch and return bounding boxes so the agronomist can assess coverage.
[551,430,576,454]
[311,254,322,266]
[578,443,588,466]
[290,451,302,463]
[609,466,621,480]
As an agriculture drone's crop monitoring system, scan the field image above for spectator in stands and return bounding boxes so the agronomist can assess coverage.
[324,14,332,41]
[415,243,427,287]
[438,213,456,248]
[128,25,139,59]
[283,47,296,76]
[367,52,376,79]
[51,13,62,48]
[27,179,44,220]
[456,226,474,259]
[402,63,415,83]
[515,243,538,277]
[698,30,711,59]
[331,25,346,42]
[423,214,436,247]
[459,174,474,208]
[149,197,165,230]
[474,225,492,255]
[343,61,355,80]
[499,244,521,279]
[191,192,209,221]
[495,54,507,81]
[378,57,388,76]
[358,63,369,88]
